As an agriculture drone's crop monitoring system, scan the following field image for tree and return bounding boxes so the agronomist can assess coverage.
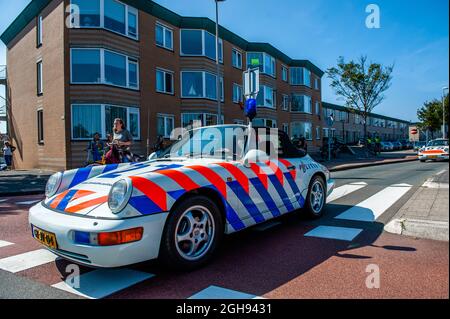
[417,94,449,139]
[327,56,394,141]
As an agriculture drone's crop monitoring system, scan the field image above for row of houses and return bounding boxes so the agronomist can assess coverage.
[0,0,410,170]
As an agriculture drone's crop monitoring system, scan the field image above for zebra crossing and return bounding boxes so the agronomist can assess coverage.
[0,180,416,299]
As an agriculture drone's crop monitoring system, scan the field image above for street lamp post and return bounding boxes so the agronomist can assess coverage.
[443,86,448,139]
[215,0,225,125]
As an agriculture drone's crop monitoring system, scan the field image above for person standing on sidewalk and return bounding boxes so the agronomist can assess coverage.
[2,141,16,170]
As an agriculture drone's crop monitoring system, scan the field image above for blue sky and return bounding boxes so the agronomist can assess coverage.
[0,0,449,123]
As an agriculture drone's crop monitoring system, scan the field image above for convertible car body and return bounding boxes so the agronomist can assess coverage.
[29,125,334,269]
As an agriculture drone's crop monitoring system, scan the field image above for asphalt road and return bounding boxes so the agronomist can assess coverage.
[0,161,448,299]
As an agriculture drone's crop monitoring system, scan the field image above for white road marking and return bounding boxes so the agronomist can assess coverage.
[52,269,154,299]
[0,240,14,248]
[327,182,368,203]
[335,183,412,222]
[436,170,447,176]
[16,200,41,205]
[304,226,363,241]
[189,285,259,299]
[0,249,58,273]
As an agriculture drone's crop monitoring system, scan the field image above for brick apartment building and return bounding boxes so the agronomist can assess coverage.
[322,102,410,144]
[1,0,326,170]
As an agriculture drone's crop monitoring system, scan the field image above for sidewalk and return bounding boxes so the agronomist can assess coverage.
[385,169,449,241]
[0,169,55,197]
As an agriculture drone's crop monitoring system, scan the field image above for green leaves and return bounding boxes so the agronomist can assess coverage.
[326,55,394,138]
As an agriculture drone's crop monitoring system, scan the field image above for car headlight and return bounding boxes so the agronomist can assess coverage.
[108,179,133,214]
[45,172,62,198]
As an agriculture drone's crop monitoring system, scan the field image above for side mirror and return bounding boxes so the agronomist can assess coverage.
[148,152,158,161]
[243,149,269,168]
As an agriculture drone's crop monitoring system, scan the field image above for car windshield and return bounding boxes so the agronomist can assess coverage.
[427,140,449,147]
[159,125,248,161]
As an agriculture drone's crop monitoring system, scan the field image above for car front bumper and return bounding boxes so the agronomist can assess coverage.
[418,153,449,161]
[29,202,169,268]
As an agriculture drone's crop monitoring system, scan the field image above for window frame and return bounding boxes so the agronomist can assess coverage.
[181,112,222,128]
[155,22,174,51]
[70,47,139,90]
[232,48,243,69]
[289,67,312,87]
[291,121,313,141]
[37,60,43,96]
[180,29,223,63]
[69,0,139,40]
[247,52,276,77]
[37,108,44,144]
[281,65,288,82]
[36,15,43,47]
[180,70,224,101]
[232,83,243,104]
[157,113,175,138]
[291,94,312,114]
[282,94,289,111]
[71,103,140,140]
[156,68,175,95]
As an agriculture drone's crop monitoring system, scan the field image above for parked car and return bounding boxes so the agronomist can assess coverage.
[29,124,335,270]
[0,157,6,171]
[380,142,394,151]
[413,141,426,151]
[390,141,402,150]
[418,139,449,162]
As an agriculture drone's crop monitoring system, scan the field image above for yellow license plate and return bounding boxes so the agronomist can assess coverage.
[428,155,438,159]
[32,225,58,249]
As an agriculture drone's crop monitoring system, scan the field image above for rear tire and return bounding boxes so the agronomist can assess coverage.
[304,175,326,219]
[159,195,223,270]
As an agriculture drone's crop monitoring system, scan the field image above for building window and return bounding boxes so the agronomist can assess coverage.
[70,0,138,39]
[37,15,43,47]
[71,48,139,90]
[232,49,242,69]
[37,60,43,95]
[156,69,174,94]
[233,119,245,125]
[246,52,276,77]
[291,95,312,113]
[37,109,44,144]
[282,65,288,82]
[282,94,289,111]
[180,30,223,62]
[155,23,173,50]
[256,85,275,108]
[315,101,320,115]
[157,114,174,138]
[282,123,289,134]
[316,126,321,140]
[71,104,140,140]
[291,122,312,140]
[181,113,221,129]
[253,118,277,128]
[181,71,223,101]
[232,84,243,103]
[314,78,320,90]
[290,67,311,87]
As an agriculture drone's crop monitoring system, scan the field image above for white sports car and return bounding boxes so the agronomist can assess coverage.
[29,125,334,269]
[418,139,449,162]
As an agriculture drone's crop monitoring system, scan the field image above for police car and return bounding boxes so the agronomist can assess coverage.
[418,139,449,162]
[29,124,334,270]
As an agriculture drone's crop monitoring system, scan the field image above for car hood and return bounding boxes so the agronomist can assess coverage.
[43,158,218,217]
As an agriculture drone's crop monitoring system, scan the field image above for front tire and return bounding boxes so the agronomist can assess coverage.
[305,175,326,219]
[159,195,223,270]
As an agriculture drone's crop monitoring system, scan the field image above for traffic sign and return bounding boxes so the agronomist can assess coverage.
[243,67,260,99]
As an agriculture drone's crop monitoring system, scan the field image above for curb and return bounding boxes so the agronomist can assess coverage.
[384,218,449,242]
[329,157,418,172]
